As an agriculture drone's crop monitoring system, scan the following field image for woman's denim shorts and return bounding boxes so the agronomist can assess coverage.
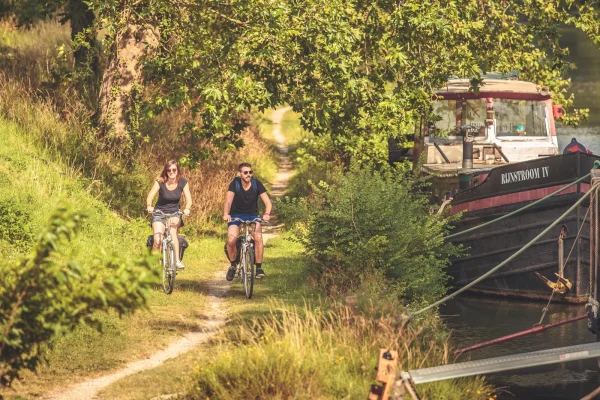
[151,214,184,228]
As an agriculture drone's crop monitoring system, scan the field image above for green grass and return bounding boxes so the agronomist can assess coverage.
[0,118,227,399]
[96,234,312,399]
[281,109,311,154]
[96,234,494,400]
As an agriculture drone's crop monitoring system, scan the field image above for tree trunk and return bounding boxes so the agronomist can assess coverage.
[97,21,159,149]
[68,0,97,71]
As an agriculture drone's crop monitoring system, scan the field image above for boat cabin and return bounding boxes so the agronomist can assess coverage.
[391,78,564,203]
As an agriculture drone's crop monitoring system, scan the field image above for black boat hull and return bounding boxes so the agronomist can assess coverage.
[446,152,600,302]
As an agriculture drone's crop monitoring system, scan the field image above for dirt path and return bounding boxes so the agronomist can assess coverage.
[263,106,292,242]
[45,270,228,400]
[45,106,293,400]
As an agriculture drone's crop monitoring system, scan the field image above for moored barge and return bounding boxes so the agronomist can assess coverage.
[392,76,600,302]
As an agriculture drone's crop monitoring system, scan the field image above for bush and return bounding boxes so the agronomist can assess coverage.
[0,207,159,387]
[285,134,343,199]
[186,301,491,400]
[283,163,462,306]
[0,196,36,253]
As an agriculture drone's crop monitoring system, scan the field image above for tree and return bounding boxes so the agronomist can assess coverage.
[6,1,600,162]
[88,0,600,163]
[0,207,158,387]
[6,0,97,69]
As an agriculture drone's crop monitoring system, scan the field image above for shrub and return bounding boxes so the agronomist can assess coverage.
[0,197,36,253]
[0,207,159,387]
[285,163,462,306]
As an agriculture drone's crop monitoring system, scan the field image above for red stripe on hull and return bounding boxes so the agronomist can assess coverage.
[450,183,591,215]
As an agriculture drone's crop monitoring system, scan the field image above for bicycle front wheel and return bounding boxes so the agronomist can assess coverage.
[243,248,255,299]
[162,242,177,294]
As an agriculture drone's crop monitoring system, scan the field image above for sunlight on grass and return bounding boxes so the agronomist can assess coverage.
[0,118,226,398]
[96,233,312,399]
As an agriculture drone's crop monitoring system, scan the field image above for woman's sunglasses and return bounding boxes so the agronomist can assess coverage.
[168,168,177,173]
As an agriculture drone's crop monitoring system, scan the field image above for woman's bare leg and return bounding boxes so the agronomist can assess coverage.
[152,221,165,251]
[169,217,181,263]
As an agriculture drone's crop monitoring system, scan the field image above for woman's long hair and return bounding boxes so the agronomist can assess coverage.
[158,159,182,183]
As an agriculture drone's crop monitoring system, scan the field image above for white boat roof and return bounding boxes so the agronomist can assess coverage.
[436,79,550,96]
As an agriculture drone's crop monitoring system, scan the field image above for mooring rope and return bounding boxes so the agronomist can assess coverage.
[411,189,596,318]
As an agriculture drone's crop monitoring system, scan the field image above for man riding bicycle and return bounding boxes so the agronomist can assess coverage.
[223,162,272,281]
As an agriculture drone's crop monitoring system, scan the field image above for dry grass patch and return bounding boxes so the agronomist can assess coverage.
[185,301,492,400]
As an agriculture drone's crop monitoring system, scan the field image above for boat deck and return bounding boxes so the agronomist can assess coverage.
[423,161,503,177]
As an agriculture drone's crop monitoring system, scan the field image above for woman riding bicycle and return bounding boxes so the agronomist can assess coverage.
[146,159,192,270]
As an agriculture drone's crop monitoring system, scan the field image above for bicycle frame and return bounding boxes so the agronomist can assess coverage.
[152,210,183,294]
[230,217,263,299]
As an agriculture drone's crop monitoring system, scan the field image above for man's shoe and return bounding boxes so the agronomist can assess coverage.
[255,267,266,279]
[176,261,185,270]
[226,264,237,281]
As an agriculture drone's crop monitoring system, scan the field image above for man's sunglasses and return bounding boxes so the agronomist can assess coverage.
[242,170,253,175]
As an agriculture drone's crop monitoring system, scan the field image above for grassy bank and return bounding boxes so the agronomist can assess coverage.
[96,233,493,400]
[0,116,227,398]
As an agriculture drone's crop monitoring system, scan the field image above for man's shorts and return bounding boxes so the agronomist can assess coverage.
[228,213,259,227]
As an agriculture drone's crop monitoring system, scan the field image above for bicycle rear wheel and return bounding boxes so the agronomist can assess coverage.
[243,247,255,299]
[162,241,177,294]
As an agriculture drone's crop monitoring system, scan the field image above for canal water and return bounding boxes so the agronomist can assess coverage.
[441,29,600,399]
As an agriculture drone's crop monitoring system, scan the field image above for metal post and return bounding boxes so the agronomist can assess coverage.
[558,226,567,277]
[462,135,473,170]
[588,169,600,340]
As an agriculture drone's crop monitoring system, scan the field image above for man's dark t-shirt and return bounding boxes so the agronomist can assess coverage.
[228,178,267,214]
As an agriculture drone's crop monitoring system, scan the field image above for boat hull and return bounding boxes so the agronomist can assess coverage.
[446,152,600,303]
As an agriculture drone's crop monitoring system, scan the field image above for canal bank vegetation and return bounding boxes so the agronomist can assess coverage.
[279,163,462,306]
[2,1,600,398]
[176,117,492,400]
[186,301,491,400]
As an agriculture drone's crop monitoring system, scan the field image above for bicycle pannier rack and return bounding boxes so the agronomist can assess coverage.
[146,235,189,260]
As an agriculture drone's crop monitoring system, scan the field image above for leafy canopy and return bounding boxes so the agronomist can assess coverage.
[6,0,599,161]
[87,0,600,162]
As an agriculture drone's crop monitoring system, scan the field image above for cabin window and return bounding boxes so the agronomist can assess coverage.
[494,100,547,137]
[430,99,487,139]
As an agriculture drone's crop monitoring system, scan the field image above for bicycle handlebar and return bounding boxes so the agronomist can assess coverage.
[229,217,264,224]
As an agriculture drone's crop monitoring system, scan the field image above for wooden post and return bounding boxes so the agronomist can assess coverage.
[368,349,397,400]
[368,349,421,400]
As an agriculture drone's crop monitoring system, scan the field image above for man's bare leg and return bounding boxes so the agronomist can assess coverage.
[227,224,240,261]
[252,223,263,263]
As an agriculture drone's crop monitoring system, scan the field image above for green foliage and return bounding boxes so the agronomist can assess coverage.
[0,207,159,387]
[284,134,343,199]
[280,164,461,305]
[88,0,600,163]
[186,301,492,400]
[0,197,36,254]
[5,0,600,163]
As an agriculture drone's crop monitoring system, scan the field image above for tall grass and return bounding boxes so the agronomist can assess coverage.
[186,301,493,400]
[0,18,72,89]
